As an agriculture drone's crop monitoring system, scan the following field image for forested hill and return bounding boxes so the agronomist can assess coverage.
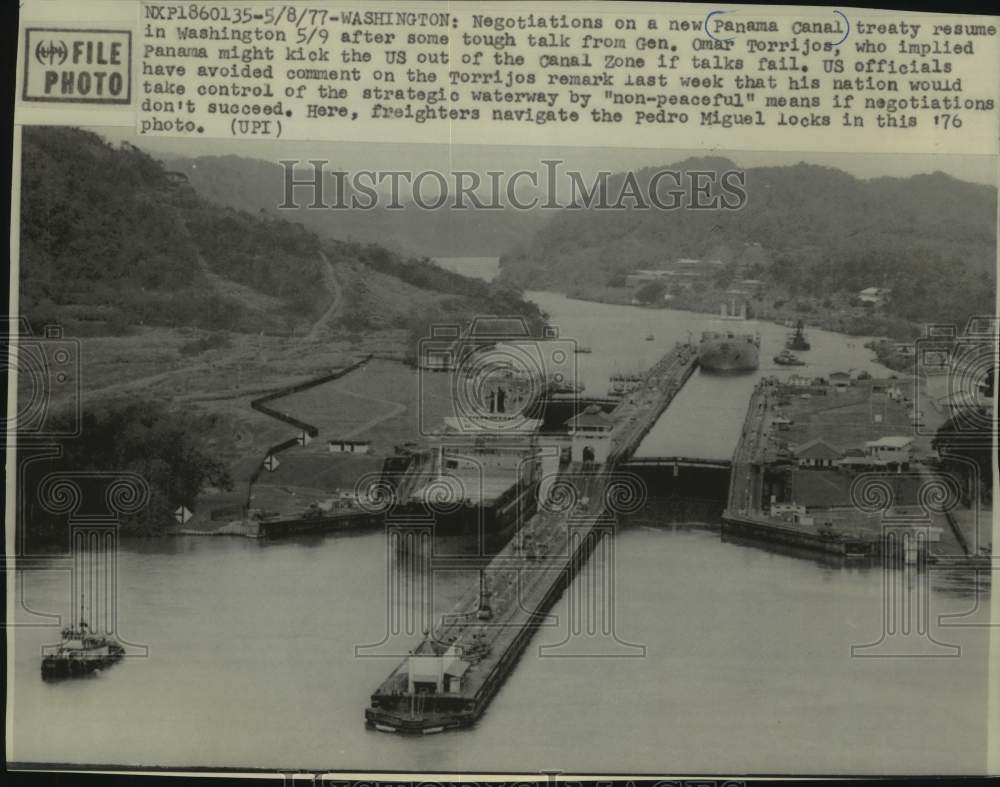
[498,159,996,334]
[19,127,542,337]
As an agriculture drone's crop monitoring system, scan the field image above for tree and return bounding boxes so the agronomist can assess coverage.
[634,280,668,304]
[22,399,233,540]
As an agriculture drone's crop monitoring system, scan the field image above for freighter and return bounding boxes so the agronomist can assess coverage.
[698,301,760,372]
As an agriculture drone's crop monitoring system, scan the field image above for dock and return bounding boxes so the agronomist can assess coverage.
[720,376,964,562]
[252,508,383,539]
[364,342,699,733]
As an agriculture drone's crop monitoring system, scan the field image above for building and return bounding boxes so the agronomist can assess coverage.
[829,371,852,391]
[836,447,869,470]
[563,404,614,465]
[771,415,793,430]
[858,287,890,305]
[407,643,470,695]
[770,501,813,525]
[793,437,843,468]
[863,436,913,469]
[328,439,371,454]
[671,259,703,287]
[625,269,673,288]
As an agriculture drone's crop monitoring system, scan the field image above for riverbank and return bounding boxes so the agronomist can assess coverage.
[563,284,919,346]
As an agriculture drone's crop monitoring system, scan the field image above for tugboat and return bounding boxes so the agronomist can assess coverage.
[41,596,125,679]
[786,319,811,351]
[773,349,805,366]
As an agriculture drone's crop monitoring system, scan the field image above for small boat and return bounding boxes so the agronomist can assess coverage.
[773,350,805,366]
[41,597,125,679]
[575,345,593,354]
[644,334,654,342]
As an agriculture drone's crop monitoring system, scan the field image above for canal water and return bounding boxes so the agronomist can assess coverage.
[9,294,993,774]
[530,292,896,462]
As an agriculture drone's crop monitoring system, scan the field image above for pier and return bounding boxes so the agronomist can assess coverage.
[719,377,964,562]
[365,342,699,733]
[720,377,888,557]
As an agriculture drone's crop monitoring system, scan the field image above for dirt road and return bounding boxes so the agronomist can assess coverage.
[304,250,342,342]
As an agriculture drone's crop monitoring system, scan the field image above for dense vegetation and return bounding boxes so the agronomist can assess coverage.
[20,127,330,335]
[499,159,997,338]
[20,127,544,338]
[22,400,232,543]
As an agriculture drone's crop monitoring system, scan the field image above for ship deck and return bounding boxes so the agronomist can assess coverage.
[368,469,608,720]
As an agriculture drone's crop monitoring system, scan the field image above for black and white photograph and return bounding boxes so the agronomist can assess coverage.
[7,124,997,775]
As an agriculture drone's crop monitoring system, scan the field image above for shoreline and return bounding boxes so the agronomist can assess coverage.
[556,290,918,372]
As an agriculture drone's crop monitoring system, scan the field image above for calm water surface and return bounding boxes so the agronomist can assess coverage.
[10,294,992,773]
